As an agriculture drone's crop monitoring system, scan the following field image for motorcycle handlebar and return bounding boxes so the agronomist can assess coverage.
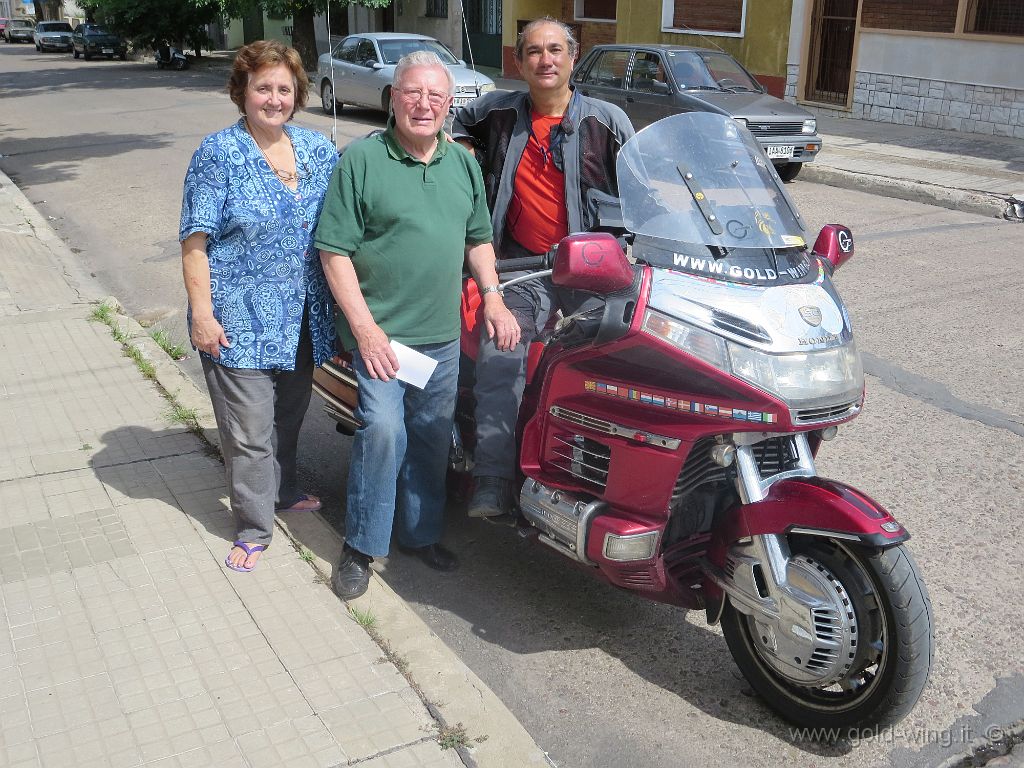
[496,252,552,274]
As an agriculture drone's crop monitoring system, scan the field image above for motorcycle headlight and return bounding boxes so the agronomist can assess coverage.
[642,309,863,410]
[728,340,863,409]
[641,310,729,370]
[802,118,817,134]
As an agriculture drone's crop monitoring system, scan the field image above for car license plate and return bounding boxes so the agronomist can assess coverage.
[102,47,114,54]
[766,145,795,159]
[452,96,474,107]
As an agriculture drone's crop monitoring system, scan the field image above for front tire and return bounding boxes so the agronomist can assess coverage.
[721,538,933,732]
[777,162,802,182]
[381,86,392,115]
[73,47,79,59]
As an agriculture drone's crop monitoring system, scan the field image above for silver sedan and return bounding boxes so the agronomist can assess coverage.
[316,32,496,116]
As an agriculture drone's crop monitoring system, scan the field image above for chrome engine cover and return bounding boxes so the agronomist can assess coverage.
[518,481,605,565]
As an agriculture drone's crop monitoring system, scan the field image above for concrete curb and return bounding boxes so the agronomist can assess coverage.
[800,164,1016,221]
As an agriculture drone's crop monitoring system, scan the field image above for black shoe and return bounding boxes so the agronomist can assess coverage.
[397,542,459,572]
[467,476,513,518]
[332,544,372,599]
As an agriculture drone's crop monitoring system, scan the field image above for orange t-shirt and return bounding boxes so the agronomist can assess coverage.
[507,112,569,255]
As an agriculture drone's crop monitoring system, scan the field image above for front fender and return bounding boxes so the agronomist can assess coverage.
[703,477,909,624]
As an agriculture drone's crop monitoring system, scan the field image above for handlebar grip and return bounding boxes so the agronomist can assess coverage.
[496,254,550,273]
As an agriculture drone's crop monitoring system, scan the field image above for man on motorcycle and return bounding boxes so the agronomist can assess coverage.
[452,17,634,518]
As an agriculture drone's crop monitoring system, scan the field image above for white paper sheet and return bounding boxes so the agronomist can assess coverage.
[389,341,438,390]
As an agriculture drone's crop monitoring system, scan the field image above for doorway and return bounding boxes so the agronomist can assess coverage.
[805,0,858,105]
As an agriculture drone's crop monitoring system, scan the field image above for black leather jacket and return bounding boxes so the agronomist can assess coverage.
[452,88,634,256]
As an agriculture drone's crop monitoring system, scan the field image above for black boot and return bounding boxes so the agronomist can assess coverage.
[332,544,372,599]
[397,542,459,572]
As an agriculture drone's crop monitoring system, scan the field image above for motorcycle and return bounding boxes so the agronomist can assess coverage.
[313,112,933,732]
[154,45,188,71]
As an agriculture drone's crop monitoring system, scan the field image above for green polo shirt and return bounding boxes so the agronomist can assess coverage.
[314,121,493,349]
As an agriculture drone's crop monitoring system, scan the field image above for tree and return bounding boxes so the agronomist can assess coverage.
[81,0,222,52]
[225,0,392,70]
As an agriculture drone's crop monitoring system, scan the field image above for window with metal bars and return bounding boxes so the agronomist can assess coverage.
[965,0,1024,35]
[426,0,448,18]
[861,0,958,33]
[672,0,743,34]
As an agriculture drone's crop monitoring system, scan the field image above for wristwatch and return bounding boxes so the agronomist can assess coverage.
[480,285,504,296]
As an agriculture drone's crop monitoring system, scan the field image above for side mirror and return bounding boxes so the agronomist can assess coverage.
[552,233,633,293]
[369,61,384,70]
[811,224,854,272]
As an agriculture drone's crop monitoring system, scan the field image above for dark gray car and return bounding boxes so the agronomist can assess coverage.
[572,44,821,181]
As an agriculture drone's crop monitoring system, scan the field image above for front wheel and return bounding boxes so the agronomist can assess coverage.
[776,162,802,182]
[173,57,186,70]
[721,538,933,732]
[73,47,79,59]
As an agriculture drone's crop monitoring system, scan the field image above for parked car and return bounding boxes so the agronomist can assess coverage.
[316,33,495,116]
[34,21,74,52]
[0,19,9,40]
[5,18,35,44]
[572,44,822,181]
[72,23,127,60]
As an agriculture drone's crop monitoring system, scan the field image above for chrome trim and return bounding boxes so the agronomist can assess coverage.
[733,432,816,504]
[550,406,681,449]
[788,527,860,541]
[791,398,862,425]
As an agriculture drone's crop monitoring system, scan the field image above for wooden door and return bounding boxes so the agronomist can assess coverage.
[805,0,858,105]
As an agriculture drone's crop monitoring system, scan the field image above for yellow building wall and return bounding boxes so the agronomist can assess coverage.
[618,0,792,81]
[503,0,792,88]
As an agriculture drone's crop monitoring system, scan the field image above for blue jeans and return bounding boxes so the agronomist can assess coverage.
[345,339,459,558]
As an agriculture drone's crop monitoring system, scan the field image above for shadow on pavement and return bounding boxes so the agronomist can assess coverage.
[0,129,175,187]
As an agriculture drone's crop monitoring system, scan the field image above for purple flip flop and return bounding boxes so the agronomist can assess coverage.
[276,494,322,513]
[225,541,268,572]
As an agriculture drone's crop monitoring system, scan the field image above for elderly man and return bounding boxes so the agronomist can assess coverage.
[452,17,634,518]
[316,51,520,599]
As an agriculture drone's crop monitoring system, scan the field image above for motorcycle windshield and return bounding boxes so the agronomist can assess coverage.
[617,112,806,252]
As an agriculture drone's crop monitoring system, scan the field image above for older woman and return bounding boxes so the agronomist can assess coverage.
[179,40,337,572]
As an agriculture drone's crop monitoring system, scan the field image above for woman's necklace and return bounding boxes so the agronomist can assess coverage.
[244,118,308,184]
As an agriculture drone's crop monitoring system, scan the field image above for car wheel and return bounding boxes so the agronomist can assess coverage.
[83,50,91,60]
[381,87,392,115]
[321,80,342,114]
[776,162,802,182]
[173,57,186,70]
[119,52,126,60]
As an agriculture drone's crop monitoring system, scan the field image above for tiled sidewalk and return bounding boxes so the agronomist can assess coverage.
[0,185,461,767]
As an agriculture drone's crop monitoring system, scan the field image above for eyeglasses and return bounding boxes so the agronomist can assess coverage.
[398,87,451,108]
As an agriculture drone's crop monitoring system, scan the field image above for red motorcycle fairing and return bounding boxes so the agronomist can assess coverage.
[699,476,910,621]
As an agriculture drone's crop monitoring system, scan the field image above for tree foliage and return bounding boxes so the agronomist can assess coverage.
[80,0,222,50]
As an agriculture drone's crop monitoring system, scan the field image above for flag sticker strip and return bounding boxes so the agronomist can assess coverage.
[585,380,777,423]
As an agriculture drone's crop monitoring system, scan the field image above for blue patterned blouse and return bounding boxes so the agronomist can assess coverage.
[179,119,338,370]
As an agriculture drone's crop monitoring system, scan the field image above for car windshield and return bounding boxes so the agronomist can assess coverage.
[39,22,73,32]
[665,51,718,89]
[377,39,458,66]
[82,25,111,34]
[11,19,32,28]
[695,52,761,92]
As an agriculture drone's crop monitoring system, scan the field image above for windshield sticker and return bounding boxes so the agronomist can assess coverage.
[585,380,777,423]
[755,210,775,237]
[783,235,805,247]
[670,253,810,282]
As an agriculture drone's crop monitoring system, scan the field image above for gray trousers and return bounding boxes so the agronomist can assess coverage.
[472,273,598,480]
[202,320,314,545]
